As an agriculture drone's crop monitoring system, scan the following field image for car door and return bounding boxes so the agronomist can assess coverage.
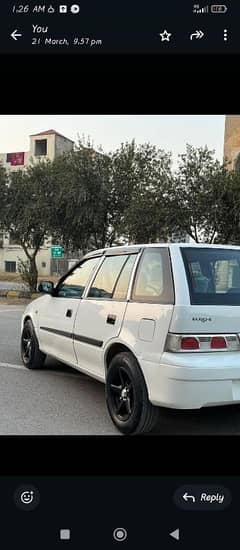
[73,251,139,379]
[37,256,101,366]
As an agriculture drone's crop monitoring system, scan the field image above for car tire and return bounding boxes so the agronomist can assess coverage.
[21,319,46,370]
[106,352,159,435]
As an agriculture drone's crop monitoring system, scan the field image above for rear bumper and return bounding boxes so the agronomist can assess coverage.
[141,351,240,409]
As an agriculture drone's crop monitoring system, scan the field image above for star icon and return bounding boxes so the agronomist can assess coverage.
[159,30,172,42]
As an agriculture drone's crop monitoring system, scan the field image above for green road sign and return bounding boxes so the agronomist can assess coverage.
[51,246,64,258]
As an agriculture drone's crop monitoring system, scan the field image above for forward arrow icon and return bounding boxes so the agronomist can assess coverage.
[190,30,204,40]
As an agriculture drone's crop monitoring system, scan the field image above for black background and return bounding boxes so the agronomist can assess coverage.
[0,435,238,474]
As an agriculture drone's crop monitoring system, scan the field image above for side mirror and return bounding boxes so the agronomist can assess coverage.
[38,280,54,294]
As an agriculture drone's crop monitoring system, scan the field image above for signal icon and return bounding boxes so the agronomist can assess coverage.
[193,4,209,13]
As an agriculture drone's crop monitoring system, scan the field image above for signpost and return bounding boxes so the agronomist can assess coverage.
[51,246,64,276]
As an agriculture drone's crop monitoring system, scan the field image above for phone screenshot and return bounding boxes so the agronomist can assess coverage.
[0,3,239,550]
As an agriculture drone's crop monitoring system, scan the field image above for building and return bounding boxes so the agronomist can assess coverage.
[0,129,74,171]
[224,115,240,170]
[0,130,74,275]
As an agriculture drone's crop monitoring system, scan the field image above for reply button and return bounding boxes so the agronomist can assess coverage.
[200,492,225,504]
[174,485,232,510]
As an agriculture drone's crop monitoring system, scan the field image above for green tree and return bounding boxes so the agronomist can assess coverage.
[234,153,240,174]
[2,161,58,291]
[51,142,112,253]
[52,140,175,251]
[215,170,240,244]
[110,141,174,244]
[173,145,231,243]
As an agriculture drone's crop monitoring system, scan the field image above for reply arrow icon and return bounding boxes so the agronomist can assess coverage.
[11,29,22,41]
[183,492,196,502]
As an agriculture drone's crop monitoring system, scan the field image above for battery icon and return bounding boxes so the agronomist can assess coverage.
[211,5,228,13]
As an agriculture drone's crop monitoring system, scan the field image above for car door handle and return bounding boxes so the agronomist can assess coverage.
[106,314,116,325]
[66,309,73,318]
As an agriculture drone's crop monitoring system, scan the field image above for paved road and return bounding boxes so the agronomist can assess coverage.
[0,306,117,435]
[1,305,240,435]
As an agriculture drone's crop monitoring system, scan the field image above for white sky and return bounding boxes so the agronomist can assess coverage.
[0,115,225,165]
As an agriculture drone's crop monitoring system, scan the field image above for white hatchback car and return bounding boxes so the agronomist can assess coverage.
[20,243,240,434]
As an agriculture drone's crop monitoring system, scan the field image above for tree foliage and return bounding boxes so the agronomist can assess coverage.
[172,145,232,243]
[51,142,112,253]
[0,161,58,290]
[1,140,240,291]
[110,141,174,243]
[215,170,240,244]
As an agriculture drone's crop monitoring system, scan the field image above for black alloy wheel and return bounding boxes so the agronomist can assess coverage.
[21,319,46,369]
[21,324,33,363]
[109,365,134,422]
[106,351,159,435]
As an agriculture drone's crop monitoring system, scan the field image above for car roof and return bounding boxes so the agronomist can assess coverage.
[83,242,240,259]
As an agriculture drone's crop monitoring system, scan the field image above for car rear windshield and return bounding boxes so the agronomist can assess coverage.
[181,247,240,305]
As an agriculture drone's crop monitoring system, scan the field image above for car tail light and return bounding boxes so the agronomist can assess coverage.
[166,333,239,352]
[181,337,200,350]
[210,336,227,349]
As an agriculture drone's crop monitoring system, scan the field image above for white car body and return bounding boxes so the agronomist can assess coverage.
[21,243,240,410]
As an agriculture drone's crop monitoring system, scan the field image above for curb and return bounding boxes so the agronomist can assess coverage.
[4,290,40,300]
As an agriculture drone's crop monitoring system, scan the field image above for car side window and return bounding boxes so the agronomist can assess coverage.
[131,248,174,303]
[113,254,137,300]
[57,257,100,298]
[87,255,129,299]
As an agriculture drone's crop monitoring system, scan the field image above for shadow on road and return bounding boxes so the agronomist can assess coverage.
[44,357,78,375]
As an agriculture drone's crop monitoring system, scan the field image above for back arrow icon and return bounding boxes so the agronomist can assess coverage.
[170,529,180,541]
[11,30,22,41]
